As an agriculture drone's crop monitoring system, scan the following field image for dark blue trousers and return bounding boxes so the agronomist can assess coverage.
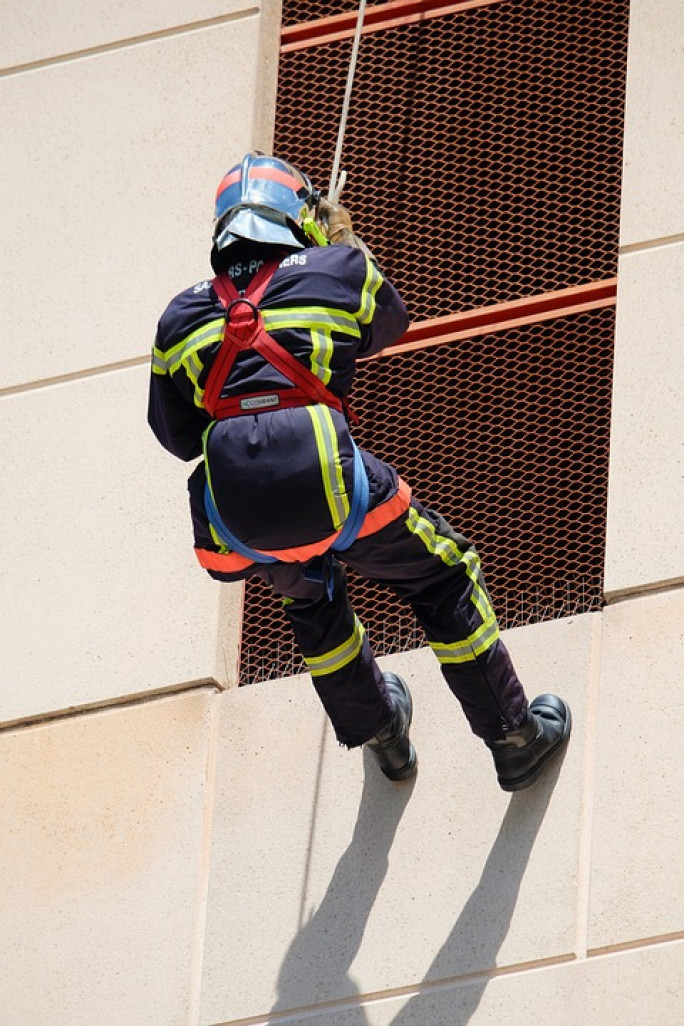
[257,497,528,748]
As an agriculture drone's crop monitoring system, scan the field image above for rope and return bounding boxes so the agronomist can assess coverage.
[328,0,368,201]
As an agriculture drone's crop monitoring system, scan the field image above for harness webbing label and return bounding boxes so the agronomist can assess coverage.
[239,394,280,410]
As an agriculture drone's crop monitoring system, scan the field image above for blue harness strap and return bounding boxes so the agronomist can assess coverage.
[331,443,369,552]
[203,442,370,592]
[204,483,278,564]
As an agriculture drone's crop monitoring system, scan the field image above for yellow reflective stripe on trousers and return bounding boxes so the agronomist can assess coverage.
[468,565,495,627]
[406,506,500,663]
[429,617,500,664]
[355,254,384,325]
[304,615,366,677]
[310,327,334,385]
[306,405,350,530]
[406,506,464,565]
[262,307,361,337]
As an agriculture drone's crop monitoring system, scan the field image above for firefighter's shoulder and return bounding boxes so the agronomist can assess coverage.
[276,244,373,294]
[155,279,220,351]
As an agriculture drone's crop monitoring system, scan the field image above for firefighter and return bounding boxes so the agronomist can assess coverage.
[148,152,571,790]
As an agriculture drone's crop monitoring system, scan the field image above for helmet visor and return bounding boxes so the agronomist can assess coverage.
[213,206,307,251]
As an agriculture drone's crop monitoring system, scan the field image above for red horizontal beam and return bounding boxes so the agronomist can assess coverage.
[281,0,506,53]
[362,278,618,361]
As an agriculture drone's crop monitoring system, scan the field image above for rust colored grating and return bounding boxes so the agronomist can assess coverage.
[275,0,628,323]
[282,0,361,24]
[239,307,615,685]
[280,1,507,50]
[238,0,628,685]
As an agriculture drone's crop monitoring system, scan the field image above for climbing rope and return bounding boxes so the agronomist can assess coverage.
[328,0,368,201]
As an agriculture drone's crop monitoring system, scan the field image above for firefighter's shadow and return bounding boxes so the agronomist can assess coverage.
[389,764,559,1025]
[268,751,559,1025]
[268,748,415,1022]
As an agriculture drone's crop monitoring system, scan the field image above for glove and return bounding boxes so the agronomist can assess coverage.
[315,196,378,263]
[316,197,355,245]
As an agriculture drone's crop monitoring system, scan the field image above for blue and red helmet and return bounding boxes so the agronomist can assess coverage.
[212,152,317,254]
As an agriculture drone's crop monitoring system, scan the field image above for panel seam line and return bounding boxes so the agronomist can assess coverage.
[619,232,684,255]
[0,355,150,398]
[0,679,222,734]
[574,610,603,958]
[211,955,576,1024]
[188,692,223,1024]
[0,9,260,77]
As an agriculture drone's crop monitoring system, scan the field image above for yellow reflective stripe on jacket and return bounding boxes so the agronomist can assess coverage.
[306,404,350,530]
[355,254,384,325]
[310,327,334,385]
[209,522,231,554]
[262,307,361,337]
[202,422,218,508]
[304,615,366,677]
[406,507,500,662]
[154,318,224,406]
[156,319,224,374]
[151,350,167,375]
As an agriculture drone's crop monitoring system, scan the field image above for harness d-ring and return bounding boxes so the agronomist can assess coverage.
[224,297,259,322]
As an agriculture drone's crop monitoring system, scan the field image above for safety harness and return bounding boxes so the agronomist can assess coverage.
[204,260,349,421]
[201,259,371,586]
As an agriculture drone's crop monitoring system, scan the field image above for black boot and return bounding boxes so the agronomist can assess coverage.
[366,673,418,781]
[487,694,571,792]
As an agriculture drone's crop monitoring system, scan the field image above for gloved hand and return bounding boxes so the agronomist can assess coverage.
[316,197,355,244]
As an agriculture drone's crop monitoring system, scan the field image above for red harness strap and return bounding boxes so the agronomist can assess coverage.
[204,260,345,420]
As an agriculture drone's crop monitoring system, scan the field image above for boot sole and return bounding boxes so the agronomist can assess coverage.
[498,703,572,792]
[383,744,418,781]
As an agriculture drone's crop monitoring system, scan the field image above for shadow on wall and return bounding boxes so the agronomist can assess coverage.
[268,748,416,1022]
[268,751,561,1025]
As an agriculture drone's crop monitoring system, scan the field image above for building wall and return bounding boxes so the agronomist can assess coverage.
[1,2,682,1024]
[0,1,284,721]
[0,2,277,1022]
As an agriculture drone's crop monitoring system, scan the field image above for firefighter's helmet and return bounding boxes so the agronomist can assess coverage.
[212,153,317,256]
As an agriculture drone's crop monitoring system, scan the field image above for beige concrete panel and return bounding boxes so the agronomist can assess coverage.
[0,689,217,1026]
[0,19,260,391]
[588,590,684,950]
[275,941,684,1025]
[604,244,684,598]
[200,614,593,1024]
[620,0,684,247]
[251,0,284,155]
[0,366,241,724]
[1,1,262,69]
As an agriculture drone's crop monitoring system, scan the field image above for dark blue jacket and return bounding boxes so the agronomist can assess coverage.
[148,243,409,554]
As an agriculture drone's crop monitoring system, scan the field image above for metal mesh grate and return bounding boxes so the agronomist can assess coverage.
[275,0,628,322]
[239,306,615,685]
[238,0,627,685]
[283,0,360,22]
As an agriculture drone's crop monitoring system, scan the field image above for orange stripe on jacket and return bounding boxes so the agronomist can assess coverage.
[194,478,412,574]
